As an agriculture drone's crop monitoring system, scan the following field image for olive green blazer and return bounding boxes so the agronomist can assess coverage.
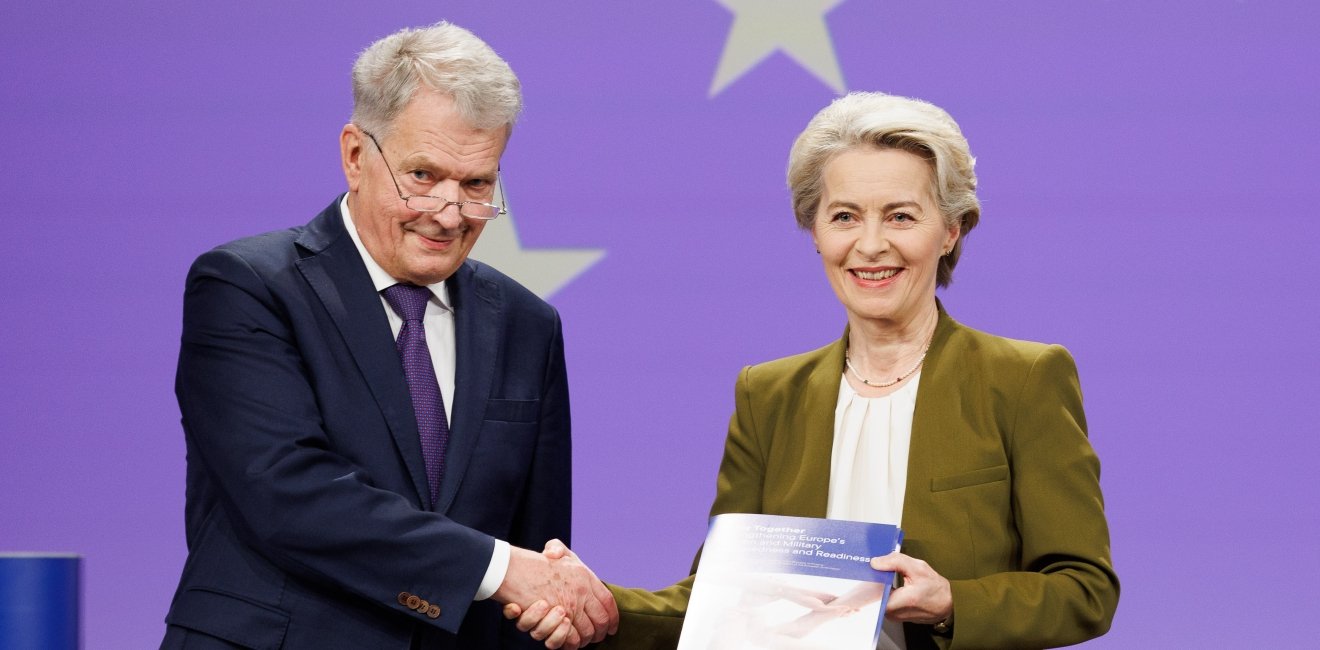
[603,307,1119,650]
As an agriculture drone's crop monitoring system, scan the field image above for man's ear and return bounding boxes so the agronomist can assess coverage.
[340,124,364,192]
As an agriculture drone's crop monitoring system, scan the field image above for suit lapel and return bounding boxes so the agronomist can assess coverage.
[293,200,431,507]
[434,261,501,513]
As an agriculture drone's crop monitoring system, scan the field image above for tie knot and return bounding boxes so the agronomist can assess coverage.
[383,284,431,322]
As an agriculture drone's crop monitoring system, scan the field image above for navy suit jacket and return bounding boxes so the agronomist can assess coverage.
[162,198,570,649]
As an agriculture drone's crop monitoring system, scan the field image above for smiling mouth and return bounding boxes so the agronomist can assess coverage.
[853,269,900,281]
[412,231,458,250]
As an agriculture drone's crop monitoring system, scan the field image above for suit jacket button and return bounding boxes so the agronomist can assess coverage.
[405,594,421,609]
[398,592,411,606]
[416,598,430,613]
[427,604,441,619]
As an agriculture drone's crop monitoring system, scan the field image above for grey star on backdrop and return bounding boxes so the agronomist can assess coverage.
[470,184,604,300]
[710,0,848,96]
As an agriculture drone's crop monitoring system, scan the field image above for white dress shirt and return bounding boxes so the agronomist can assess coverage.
[826,373,920,650]
[341,195,509,601]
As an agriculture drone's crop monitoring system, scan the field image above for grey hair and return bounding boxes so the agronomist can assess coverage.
[351,22,522,136]
[787,92,980,287]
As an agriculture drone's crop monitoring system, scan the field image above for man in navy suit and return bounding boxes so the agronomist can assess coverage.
[161,22,615,650]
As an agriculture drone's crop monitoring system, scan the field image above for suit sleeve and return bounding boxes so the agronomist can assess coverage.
[176,248,491,633]
[601,365,763,650]
[945,345,1119,649]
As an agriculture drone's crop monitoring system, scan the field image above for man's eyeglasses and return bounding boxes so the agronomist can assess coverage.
[361,129,507,220]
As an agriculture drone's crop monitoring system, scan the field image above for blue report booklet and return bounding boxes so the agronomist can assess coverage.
[677,513,903,650]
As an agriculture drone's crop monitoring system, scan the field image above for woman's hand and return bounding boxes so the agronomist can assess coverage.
[871,552,953,625]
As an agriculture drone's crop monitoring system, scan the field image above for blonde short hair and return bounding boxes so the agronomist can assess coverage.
[787,92,980,287]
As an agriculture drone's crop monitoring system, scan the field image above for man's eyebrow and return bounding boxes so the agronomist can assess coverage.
[396,152,441,168]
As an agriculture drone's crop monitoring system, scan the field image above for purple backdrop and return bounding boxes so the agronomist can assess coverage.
[3,1,1318,647]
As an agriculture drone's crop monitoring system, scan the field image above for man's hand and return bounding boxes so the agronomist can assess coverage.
[493,540,618,649]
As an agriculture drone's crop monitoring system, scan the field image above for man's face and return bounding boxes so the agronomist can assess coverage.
[341,90,508,285]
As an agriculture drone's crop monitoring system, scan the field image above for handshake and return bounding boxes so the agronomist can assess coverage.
[492,539,617,649]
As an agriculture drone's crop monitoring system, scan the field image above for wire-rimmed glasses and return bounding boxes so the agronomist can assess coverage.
[362,129,507,220]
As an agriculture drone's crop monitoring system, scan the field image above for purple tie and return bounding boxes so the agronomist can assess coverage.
[382,284,449,507]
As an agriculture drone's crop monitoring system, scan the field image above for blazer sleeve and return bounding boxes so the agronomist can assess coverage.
[945,345,1119,649]
[176,248,492,633]
[600,365,766,649]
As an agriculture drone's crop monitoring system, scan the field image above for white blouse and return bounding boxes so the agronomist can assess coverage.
[826,372,921,650]
[826,372,919,525]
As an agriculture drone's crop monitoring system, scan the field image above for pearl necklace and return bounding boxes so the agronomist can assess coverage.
[845,340,932,388]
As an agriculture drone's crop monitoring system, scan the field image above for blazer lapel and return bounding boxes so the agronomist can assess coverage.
[902,304,959,546]
[293,200,431,507]
[434,261,500,513]
[790,334,848,518]
[790,311,961,535]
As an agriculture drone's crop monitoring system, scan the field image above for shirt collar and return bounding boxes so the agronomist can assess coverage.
[340,194,452,311]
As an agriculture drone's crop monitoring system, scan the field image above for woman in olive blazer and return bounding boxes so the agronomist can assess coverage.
[511,91,1118,650]
[600,305,1119,649]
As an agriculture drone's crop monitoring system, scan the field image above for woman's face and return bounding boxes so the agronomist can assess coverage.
[812,147,959,328]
